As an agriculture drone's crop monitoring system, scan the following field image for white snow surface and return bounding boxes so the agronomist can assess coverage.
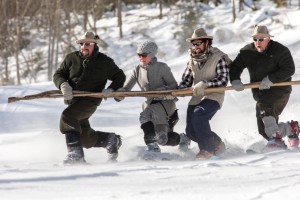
[1,2,300,200]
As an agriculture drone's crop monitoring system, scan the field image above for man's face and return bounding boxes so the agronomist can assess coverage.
[191,39,207,54]
[253,37,270,52]
[80,42,95,58]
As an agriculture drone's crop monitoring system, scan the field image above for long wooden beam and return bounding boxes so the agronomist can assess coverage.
[7,80,300,103]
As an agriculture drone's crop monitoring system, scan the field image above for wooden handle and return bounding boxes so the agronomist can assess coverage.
[206,80,300,92]
[7,80,300,103]
[170,80,300,96]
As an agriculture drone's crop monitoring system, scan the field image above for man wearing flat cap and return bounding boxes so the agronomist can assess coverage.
[230,25,299,152]
[178,28,231,159]
[53,31,126,164]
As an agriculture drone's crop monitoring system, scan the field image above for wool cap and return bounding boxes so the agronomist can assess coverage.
[76,31,100,44]
[137,40,158,58]
[252,25,273,38]
[186,28,213,42]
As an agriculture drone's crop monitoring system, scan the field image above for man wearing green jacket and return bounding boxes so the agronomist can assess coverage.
[230,25,299,152]
[53,31,126,164]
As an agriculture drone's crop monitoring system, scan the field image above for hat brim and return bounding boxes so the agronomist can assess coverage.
[76,38,99,44]
[252,33,273,38]
[186,36,213,42]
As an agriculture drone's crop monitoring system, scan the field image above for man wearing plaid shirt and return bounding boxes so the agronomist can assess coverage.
[178,28,231,159]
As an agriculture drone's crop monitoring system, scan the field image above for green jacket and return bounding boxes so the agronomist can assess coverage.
[53,46,125,104]
[229,40,295,101]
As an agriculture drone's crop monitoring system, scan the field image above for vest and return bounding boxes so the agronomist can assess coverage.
[188,47,230,107]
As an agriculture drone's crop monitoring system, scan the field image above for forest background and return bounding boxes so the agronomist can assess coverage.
[0,0,297,86]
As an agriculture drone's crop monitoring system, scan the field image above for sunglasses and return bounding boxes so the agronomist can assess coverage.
[80,42,94,46]
[253,38,266,42]
[192,41,204,46]
[137,53,148,58]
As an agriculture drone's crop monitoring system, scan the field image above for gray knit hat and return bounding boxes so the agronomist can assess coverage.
[137,40,158,58]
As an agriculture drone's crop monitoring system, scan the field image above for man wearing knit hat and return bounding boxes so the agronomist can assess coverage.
[178,28,231,159]
[230,25,299,152]
[116,40,190,158]
[53,31,126,164]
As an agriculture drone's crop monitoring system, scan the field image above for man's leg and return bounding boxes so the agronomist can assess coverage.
[189,99,222,159]
[256,91,290,151]
[59,99,97,163]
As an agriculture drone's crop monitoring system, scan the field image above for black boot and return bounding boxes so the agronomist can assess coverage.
[141,121,160,152]
[164,132,180,146]
[94,131,122,161]
[63,131,85,164]
[106,133,122,161]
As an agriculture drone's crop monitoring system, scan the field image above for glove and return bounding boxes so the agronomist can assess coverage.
[102,88,114,97]
[259,76,273,90]
[192,81,207,97]
[60,82,73,100]
[114,88,126,102]
[231,80,244,91]
[102,88,114,101]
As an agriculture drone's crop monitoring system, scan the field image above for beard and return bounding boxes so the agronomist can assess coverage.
[81,49,90,58]
[193,47,206,54]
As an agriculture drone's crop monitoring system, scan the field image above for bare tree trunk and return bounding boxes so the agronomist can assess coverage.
[3,0,35,85]
[4,56,8,82]
[92,3,97,33]
[47,0,55,81]
[117,0,123,38]
[239,0,244,12]
[15,0,21,85]
[232,0,236,23]
[159,0,163,19]
[0,0,10,84]
[47,35,52,81]
[83,0,88,31]
[63,1,74,56]
[45,0,61,81]
[49,27,56,81]
[54,0,61,72]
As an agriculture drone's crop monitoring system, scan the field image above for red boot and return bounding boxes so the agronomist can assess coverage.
[263,132,287,153]
[287,121,300,149]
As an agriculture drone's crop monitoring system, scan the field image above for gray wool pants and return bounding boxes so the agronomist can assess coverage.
[140,100,177,145]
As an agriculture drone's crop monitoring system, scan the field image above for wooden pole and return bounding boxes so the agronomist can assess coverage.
[168,80,300,96]
[7,80,300,103]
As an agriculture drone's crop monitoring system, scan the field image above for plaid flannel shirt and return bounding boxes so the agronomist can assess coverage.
[178,56,229,88]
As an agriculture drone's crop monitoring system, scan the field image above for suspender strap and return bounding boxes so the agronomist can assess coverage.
[158,101,169,119]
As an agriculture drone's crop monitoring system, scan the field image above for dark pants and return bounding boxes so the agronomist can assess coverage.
[186,99,221,152]
[165,132,180,146]
[255,90,290,140]
[141,121,180,146]
[60,98,103,148]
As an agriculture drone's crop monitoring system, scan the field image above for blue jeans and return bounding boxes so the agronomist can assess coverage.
[186,99,221,152]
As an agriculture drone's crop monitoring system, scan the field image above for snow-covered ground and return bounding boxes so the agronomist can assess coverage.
[1,2,300,200]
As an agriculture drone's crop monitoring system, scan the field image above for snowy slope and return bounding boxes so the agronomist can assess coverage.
[1,2,300,200]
